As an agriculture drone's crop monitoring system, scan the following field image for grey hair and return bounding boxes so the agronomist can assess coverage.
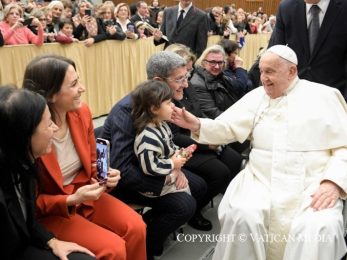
[195,44,226,67]
[146,51,187,79]
[47,1,64,11]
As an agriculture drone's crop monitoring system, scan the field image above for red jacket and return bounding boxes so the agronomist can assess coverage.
[36,104,97,219]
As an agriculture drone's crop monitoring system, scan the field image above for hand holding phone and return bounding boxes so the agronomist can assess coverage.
[96,138,110,184]
[85,9,91,16]
[22,18,33,26]
[127,24,134,32]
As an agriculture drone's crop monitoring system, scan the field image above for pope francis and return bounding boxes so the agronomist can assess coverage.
[172,45,347,260]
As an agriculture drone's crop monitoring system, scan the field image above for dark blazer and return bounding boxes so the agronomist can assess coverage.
[156,5,208,57]
[93,18,126,43]
[0,172,53,259]
[102,95,166,197]
[269,0,347,99]
[130,13,157,36]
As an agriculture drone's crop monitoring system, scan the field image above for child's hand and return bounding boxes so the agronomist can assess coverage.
[171,151,187,169]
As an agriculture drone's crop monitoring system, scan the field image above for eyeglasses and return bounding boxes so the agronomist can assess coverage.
[203,60,225,67]
[39,18,47,21]
[166,73,190,84]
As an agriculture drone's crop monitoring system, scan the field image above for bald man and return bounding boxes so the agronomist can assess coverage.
[172,45,347,260]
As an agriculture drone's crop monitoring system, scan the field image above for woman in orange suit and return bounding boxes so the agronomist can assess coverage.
[22,54,146,260]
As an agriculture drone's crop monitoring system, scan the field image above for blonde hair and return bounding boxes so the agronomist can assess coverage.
[195,45,226,67]
[165,43,197,64]
[115,2,130,19]
[3,3,23,21]
[98,3,114,18]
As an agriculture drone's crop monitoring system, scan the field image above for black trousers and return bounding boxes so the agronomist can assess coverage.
[19,246,96,260]
[112,169,207,258]
[185,145,242,208]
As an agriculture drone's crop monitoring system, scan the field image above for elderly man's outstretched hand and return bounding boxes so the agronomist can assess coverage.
[310,180,342,211]
[171,107,201,132]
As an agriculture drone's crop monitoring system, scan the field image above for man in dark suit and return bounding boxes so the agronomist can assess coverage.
[269,0,347,99]
[153,0,208,57]
[102,51,210,260]
[130,1,157,36]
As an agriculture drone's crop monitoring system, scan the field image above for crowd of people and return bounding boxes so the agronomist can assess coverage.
[1,0,347,260]
[0,0,275,48]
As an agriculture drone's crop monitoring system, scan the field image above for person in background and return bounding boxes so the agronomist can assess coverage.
[223,5,238,34]
[207,6,230,38]
[153,0,208,57]
[148,0,161,22]
[0,86,96,260]
[261,15,275,33]
[22,55,147,260]
[28,9,49,39]
[41,7,56,42]
[46,0,64,33]
[62,0,73,20]
[171,45,347,260]
[218,38,253,93]
[130,0,157,37]
[114,2,138,40]
[83,3,125,47]
[55,18,78,44]
[135,20,146,38]
[269,0,347,99]
[72,0,97,41]
[155,9,164,30]
[190,44,241,119]
[0,3,43,46]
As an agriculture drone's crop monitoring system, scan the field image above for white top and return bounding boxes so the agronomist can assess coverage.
[53,128,82,185]
[196,78,347,259]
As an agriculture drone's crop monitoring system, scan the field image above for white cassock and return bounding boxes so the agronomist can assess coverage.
[193,78,347,260]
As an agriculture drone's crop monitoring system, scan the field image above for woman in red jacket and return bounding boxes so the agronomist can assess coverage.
[22,55,146,260]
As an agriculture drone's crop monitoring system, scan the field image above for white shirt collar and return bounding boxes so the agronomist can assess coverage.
[178,2,192,15]
[305,0,330,17]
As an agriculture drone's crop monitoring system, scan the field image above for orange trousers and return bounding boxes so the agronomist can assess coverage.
[39,193,146,260]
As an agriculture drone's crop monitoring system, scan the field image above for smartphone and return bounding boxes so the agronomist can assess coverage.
[22,18,33,26]
[103,19,114,27]
[85,9,91,16]
[127,24,134,32]
[96,138,110,183]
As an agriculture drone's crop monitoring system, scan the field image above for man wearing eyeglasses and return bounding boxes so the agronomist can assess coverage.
[102,51,210,260]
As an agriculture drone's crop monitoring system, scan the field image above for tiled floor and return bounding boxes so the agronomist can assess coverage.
[156,194,222,260]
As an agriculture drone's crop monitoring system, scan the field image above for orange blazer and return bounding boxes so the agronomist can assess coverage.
[36,104,97,219]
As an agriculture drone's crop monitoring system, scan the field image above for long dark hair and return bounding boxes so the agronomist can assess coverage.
[22,54,76,124]
[0,86,46,189]
[131,80,173,134]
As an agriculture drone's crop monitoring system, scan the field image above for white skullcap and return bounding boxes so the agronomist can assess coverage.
[266,45,298,65]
